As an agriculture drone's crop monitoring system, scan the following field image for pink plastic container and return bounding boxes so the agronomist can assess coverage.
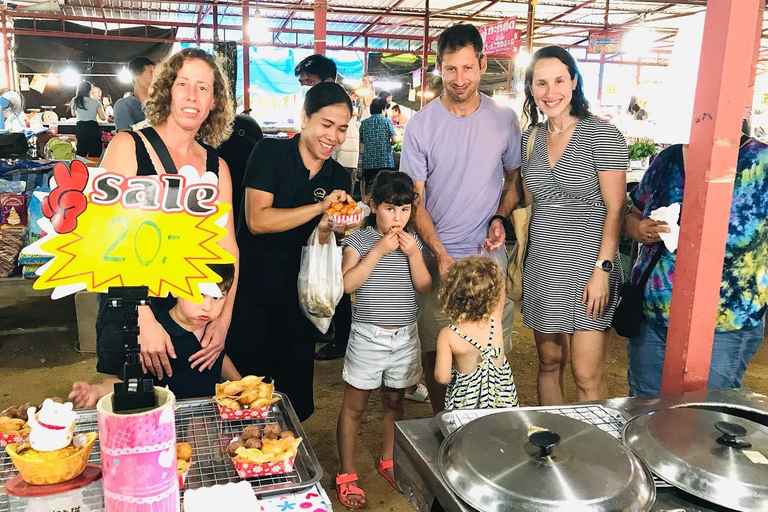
[97,387,180,512]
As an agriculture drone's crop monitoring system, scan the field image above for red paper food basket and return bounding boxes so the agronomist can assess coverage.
[217,404,270,420]
[231,455,296,478]
[0,431,28,447]
[330,210,363,227]
[178,469,188,489]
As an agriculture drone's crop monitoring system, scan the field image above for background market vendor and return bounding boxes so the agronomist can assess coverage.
[226,82,357,422]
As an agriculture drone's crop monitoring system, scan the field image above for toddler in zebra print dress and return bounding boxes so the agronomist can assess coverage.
[435,257,519,410]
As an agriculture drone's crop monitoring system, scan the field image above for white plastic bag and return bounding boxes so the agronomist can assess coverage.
[298,226,344,333]
[478,244,509,269]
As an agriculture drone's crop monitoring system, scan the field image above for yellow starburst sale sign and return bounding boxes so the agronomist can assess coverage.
[33,160,235,303]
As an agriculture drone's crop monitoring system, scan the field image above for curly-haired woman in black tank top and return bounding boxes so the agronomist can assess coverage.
[96,48,238,382]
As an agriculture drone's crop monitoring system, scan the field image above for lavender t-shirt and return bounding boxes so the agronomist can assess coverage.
[400,93,522,258]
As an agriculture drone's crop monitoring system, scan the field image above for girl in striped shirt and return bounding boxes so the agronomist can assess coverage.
[435,257,519,410]
[334,171,431,508]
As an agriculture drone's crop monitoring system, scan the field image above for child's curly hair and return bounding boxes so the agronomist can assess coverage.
[438,256,504,324]
[144,48,234,147]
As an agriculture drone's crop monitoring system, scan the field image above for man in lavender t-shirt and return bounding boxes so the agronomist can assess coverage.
[400,24,522,413]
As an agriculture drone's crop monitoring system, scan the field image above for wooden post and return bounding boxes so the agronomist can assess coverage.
[420,0,429,108]
[314,0,327,55]
[242,0,250,114]
[661,0,763,394]
[213,5,219,43]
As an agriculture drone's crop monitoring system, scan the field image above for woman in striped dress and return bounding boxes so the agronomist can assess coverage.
[521,46,628,405]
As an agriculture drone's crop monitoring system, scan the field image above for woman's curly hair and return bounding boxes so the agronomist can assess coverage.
[144,48,234,147]
[438,256,504,324]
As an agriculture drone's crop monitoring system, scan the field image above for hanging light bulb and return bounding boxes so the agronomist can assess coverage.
[515,50,532,68]
[118,67,133,84]
[248,10,272,43]
[61,68,80,87]
[623,15,655,59]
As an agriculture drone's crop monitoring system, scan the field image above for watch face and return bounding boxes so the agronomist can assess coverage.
[601,260,614,272]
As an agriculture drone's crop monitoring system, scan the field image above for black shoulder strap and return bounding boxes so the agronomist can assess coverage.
[637,245,665,288]
[125,131,158,176]
[201,143,219,176]
[140,127,177,175]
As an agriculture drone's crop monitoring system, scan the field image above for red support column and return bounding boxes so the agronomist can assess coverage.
[314,0,327,55]
[525,0,536,53]
[661,0,763,394]
[420,0,429,108]
[213,5,219,43]
[1,9,9,90]
[242,0,250,114]
[597,0,608,108]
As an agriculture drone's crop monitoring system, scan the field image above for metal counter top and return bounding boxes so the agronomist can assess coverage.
[393,389,768,512]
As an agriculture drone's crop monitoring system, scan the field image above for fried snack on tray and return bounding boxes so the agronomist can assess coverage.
[214,376,280,411]
[0,416,31,436]
[233,437,302,464]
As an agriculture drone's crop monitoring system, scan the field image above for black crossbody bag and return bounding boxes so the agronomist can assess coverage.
[612,245,664,338]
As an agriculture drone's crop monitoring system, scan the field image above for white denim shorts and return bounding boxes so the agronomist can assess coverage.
[343,321,422,390]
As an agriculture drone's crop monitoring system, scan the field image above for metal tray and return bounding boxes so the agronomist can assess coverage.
[0,393,322,512]
[436,404,671,489]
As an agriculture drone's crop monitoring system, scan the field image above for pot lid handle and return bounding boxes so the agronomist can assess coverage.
[529,430,561,457]
[715,421,752,449]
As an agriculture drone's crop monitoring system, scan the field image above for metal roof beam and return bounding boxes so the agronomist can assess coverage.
[463,0,502,23]
[347,0,407,47]
[545,0,596,24]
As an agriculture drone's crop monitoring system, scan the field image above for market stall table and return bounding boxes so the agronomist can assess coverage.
[0,395,332,512]
[43,122,115,135]
[394,388,768,512]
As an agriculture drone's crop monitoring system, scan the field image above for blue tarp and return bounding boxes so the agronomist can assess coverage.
[178,42,364,97]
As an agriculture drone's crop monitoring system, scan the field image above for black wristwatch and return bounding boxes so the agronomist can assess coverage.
[488,215,511,234]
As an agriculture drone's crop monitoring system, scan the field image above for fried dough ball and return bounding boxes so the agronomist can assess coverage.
[279,430,296,440]
[262,424,281,440]
[244,438,263,449]
[176,442,192,462]
[241,425,262,441]
[1,406,17,418]
[227,441,245,458]
[17,403,36,422]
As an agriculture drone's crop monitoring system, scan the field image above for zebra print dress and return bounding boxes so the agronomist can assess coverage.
[521,116,628,333]
[444,317,519,410]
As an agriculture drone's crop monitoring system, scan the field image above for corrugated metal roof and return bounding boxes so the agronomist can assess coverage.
[14,0,762,60]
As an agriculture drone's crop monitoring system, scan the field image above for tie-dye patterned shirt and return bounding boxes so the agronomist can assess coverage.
[629,141,768,331]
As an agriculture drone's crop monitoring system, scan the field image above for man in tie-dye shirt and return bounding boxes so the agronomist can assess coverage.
[624,140,768,396]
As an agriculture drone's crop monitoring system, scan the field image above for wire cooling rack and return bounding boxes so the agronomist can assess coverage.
[437,404,671,489]
[0,394,322,512]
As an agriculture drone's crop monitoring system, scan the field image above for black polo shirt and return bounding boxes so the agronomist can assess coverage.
[237,135,351,305]
[152,308,224,399]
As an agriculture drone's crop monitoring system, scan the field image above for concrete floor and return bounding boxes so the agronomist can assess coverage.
[0,293,766,511]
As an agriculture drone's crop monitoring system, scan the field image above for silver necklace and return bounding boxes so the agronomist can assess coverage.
[547,116,576,135]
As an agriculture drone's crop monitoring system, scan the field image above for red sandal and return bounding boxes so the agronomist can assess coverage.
[377,458,401,492]
[335,472,366,509]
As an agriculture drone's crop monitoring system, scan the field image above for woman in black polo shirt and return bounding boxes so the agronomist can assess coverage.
[227,82,356,421]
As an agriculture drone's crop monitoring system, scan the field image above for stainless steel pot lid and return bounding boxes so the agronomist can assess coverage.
[438,411,655,512]
[623,408,768,512]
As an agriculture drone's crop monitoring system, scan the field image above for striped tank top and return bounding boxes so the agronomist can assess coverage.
[444,316,519,410]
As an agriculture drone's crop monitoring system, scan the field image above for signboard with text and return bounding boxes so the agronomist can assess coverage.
[478,17,521,56]
[587,31,622,54]
[32,161,235,303]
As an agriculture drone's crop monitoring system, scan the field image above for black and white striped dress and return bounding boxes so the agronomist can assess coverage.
[444,316,519,410]
[521,116,628,333]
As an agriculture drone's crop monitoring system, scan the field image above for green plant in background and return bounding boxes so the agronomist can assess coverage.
[392,140,402,152]
[628,140,657,160]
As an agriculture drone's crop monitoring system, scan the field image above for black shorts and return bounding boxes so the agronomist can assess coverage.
[96,294,173,376]
[75,120,103,158]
